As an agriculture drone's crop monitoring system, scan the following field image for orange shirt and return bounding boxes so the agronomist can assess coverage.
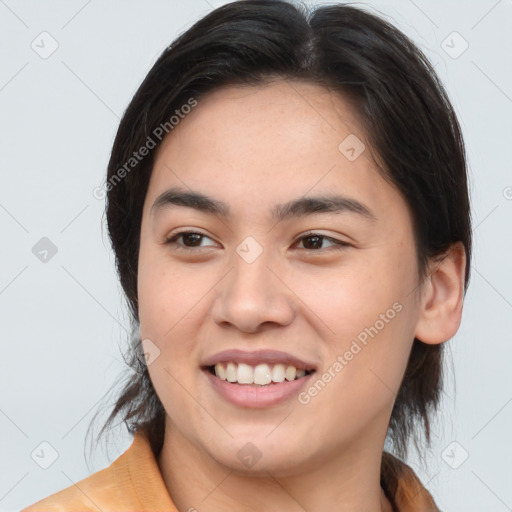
[22,431,439,511]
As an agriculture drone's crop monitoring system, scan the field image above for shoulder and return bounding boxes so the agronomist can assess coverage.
[22,431,176,512]
[22,436,141,512]
[22,463,121,512]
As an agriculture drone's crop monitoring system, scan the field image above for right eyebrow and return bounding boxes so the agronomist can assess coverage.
[151,187,229,218]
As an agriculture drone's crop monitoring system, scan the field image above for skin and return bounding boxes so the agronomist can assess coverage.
[137,79,466,511]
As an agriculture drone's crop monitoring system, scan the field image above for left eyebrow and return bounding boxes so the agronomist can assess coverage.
[151,186,377,222]
[271,195,377,223]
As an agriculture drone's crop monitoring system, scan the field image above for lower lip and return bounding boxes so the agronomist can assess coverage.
[203,369,314,408]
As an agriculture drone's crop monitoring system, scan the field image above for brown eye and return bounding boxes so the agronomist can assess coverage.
[180,233,203,246]
[165,231,217,249]
[301,235,324,250]
[296,233,350,251]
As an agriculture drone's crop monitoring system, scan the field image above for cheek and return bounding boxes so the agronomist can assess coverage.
[295,303,415,452]
[138,241,201,333]
[291,248,416,340]
[137,255,221,377]
[137,262,210,418]
[294,247,418,402]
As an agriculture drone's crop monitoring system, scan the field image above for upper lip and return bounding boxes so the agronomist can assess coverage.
[201,349,317,371]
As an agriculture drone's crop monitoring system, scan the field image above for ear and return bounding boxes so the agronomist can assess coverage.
[414,242,467,345]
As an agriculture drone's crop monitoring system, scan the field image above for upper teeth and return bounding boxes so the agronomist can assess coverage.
[214,362,307,385]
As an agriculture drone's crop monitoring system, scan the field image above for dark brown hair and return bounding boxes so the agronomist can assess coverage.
[90,0,471,460]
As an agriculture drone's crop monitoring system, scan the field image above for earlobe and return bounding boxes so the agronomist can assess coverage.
[414,242,467,345]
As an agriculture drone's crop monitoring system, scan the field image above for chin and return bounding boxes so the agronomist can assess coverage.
[200,432,316,477]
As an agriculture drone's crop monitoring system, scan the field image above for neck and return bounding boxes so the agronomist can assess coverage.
[157,421,392,512]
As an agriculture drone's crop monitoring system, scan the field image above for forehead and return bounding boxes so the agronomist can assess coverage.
[147,79,405,226]
[165,79,366,153]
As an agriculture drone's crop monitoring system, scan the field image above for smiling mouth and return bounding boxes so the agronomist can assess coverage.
[205,362,315,386]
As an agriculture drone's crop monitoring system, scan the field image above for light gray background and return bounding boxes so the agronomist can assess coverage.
[1,0,511,510]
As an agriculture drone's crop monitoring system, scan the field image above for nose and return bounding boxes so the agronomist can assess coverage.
[211,250,296,334]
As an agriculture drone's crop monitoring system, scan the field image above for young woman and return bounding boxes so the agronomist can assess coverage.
[24,1,470,510]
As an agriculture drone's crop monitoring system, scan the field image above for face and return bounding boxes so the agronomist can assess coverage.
[137,80,424,476]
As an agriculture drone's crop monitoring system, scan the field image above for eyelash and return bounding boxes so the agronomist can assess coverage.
[164,230,350,252]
